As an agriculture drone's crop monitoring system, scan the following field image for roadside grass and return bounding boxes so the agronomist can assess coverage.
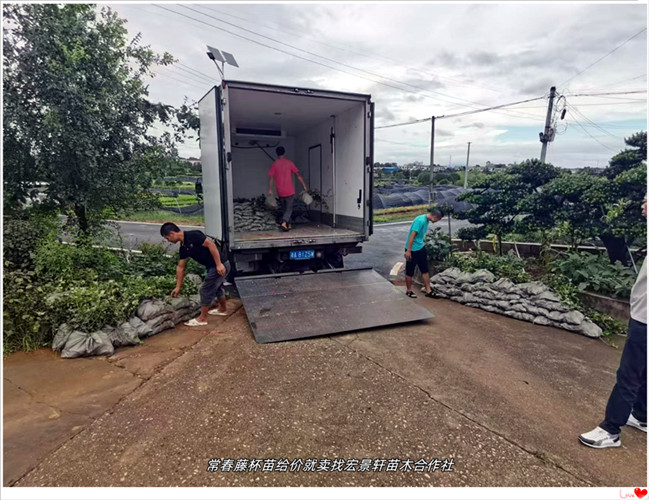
[374,204,427,223]
[154,181,197,189]
[158,194,199,207]
[116,210,204,225]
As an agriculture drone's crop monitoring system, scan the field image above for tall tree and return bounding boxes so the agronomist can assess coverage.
[457,159,560,254]
[540,132,647,263]
[599,131,647,263]
[3,4,178,234]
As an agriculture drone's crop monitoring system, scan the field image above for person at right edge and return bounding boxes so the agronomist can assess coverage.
[579,195,647,448]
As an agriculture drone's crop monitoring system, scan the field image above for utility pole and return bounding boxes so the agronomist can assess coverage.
[429,116,436,206]
[464,141,471,189]
[539,86,556,163]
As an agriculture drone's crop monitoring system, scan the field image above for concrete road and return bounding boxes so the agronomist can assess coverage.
[106,218,473,279]
[7,297,645,487]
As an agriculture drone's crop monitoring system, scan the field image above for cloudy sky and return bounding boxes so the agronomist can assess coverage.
[110,2,647,169]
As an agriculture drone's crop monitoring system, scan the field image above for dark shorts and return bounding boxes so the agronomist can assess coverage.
[200,261,231,306]
[405,248,429,276]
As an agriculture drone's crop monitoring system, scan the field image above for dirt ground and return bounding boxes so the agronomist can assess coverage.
[3,296,646,487]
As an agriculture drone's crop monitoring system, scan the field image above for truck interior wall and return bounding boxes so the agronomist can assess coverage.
[230,138,295,199]
[332,103,365,232]
[198,89,223,240]
[294,118,333,220]
[294,103,365,233]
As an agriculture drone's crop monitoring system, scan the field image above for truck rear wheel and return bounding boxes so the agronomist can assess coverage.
[324,250,344,269]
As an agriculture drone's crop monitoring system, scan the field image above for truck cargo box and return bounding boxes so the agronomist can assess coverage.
[199,81,374,274]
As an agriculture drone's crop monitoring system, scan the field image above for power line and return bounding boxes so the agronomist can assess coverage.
[143,4,540,122]
[376,138,428,147]
[601,73,647,89]
[439,96,545,120]
[570,94,648,102]
[567,103,622,140]
[153,5,459,107]
[152,72,205,92]
[200,5,507,95]
[376,95,545,129]
[202,6,400,67]
[515,100,647,108]
[176,62,219,83]
[164,66,213,86]
[566,109,618,152]
[155,4,538,121]
[180,5,508,112]
[375,117,432,130]
[559,27,647,86]
[564,90,647,97]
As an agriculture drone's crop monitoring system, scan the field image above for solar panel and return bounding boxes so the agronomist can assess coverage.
[207,45,225,63]
[221,51,239,68]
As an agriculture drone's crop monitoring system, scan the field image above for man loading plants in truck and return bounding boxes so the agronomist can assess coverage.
[404,206,443,298]
[160,222,230,327]
[268,146,308,232]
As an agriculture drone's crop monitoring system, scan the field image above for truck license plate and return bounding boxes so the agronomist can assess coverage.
[290,250,315,260]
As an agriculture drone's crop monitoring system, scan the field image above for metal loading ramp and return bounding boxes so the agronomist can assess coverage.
[235,267,435,343]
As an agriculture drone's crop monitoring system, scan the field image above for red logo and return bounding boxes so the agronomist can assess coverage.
[635,488,648,499]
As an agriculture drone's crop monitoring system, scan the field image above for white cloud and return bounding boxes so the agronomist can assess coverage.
[109,2,647,168]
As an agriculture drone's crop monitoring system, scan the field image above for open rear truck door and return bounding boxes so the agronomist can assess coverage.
[236,268,434,343]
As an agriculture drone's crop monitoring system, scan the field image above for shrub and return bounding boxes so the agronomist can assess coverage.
[34,239,125,281]
[4,238,204,355]
[3,266,51,353]
[457,226,488,247]
[554,252,638,298]
[424,227,452,262]
[446,251,530,283]
[128,242,203,278]
[3,271,198,355]
[541,264,625,336]
[3,213,58,271]
[44,275,197,333]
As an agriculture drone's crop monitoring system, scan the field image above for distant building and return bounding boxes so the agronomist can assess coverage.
[184,157,201,166]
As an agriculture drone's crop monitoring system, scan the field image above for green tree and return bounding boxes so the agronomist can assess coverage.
[599,131,647,262]
[3,4,181,234]
[457,159,560,254]
[417,171,430,185]
[535,172,609,249]
[539,132,646,262]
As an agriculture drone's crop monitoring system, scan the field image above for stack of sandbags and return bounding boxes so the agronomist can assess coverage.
[428,267,602,338]
[233,200,278,231]
[52,294,202,358]
[52,324,116,359]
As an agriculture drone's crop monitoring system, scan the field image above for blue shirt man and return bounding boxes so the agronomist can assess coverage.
[404,207,442,298]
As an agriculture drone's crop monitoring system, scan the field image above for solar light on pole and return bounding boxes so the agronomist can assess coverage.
[206,45,239,80]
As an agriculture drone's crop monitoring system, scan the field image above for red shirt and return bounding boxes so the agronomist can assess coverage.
[269,158,299,197]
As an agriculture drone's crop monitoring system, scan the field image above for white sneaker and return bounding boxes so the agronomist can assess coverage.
[578,427,621,449]
[626,414,647,433]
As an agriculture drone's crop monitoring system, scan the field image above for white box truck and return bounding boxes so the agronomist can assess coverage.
[198,80,433,343]
[198,80,375,274]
